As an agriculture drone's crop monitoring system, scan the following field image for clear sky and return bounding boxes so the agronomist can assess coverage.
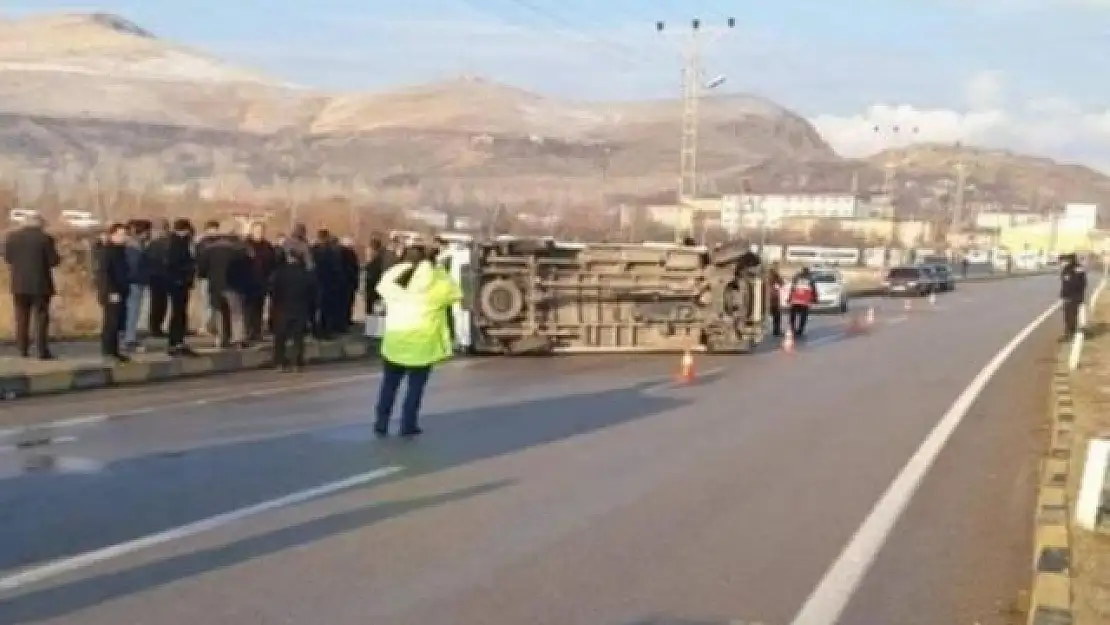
[5,0,1110,170]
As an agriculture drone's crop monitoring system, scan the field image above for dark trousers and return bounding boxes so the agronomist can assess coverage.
[321,290,341,334]
[365,291,380,316]
[374,360,432,434]
[308,296,321,338]
[101,299,124,357]
[1063,299,1082,336]
[167,286,190,348]
[789,304,810,336]
[11,294,51,357]
[148,280,169,335]
[769,305,782,336]
[344,287,357,327]
[272,314,307,367]
[245,293,267,341]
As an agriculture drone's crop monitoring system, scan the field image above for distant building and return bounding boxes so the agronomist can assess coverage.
[403,207,450,229]
[719,192,870,235]
[1061,203,1097,232]
[974,211,1043,230]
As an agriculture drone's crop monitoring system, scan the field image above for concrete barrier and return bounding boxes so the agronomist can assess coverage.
[1026,360,1076,625]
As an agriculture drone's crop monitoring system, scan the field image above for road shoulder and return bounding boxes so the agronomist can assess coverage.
[1061,302,1110,625]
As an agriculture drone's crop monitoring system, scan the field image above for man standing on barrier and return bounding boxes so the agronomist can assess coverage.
[1060,252,1087,341]
[2,214,60,360]
[96,223,131,364]
[271,246,316,372]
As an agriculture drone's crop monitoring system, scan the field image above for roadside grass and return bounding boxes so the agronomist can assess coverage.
[1069,299,1110,624]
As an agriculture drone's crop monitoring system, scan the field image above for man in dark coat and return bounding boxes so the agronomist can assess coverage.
[271,247,317,372]
[364,237,386,316]
[196,224,251,348]
[1060,252,1088,340]
[311,230,342,339]
[2,215,60,359]
[338,236,361,329]
[145,219,172,337]
[244,222,277,341]
[165,219,197,356]
[193,220,222,335]
[96,223,131,363]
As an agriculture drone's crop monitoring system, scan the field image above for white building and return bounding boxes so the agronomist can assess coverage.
[1061,203,1097,232]
[974,211,1043,230]
[720,193,866,235]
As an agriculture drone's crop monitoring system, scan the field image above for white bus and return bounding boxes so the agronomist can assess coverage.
[784,245,861,267]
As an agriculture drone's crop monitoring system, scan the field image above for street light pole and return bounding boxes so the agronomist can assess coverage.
[657,17,734,243]
[873,124,919,261]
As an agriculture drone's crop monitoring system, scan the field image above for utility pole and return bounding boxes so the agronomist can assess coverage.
[873,124,918,258]
[952,159,967,233]
[657,17,734,242]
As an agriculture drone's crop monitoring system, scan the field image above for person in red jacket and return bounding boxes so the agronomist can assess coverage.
[787,266,818,338]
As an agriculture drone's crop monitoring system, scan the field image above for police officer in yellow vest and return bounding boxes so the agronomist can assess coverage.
[374,243,462,437]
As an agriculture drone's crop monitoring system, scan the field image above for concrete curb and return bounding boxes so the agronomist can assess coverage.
[0,339,373,401]
[1027,360,1076,625]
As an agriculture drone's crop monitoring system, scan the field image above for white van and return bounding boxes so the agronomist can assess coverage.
[365,243,474,352]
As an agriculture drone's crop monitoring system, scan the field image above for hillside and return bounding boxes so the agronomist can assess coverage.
[2,12,1109,219]
[0,12,832,207]
[734,144,1110,222]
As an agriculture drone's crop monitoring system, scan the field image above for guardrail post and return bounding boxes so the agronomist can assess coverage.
[1076,437,1110,531]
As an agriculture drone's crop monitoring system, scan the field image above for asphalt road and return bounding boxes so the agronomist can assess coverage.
[0,277,1060,625]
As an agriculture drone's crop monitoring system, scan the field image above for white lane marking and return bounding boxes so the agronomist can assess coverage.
[0,414,109,440]
[886,317,907,325]
[789,300,1061,625]
[0,465,404,593]
[0,435,81,454]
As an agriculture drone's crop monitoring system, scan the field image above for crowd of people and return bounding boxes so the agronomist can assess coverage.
[3,214,462,437]
[1,215,407,370]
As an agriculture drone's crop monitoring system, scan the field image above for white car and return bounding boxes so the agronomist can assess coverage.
[780,269,850,313]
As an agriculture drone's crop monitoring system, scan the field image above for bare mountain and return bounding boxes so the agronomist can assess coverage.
[5,12,1108,219]
[0,12,832,204]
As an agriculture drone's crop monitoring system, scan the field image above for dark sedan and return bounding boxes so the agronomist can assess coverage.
[883,265,932,297]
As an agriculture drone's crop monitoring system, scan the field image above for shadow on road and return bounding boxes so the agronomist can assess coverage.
[0,379,695,584]
[0,480,513,623]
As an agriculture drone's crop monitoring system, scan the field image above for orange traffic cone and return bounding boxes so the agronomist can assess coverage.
[676,349,696,384]
[782,329,796,354]
[865,306,876,327]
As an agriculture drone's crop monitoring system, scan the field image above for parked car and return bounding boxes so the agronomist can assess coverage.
[918,265,939,293]
[927,264,955,291]
[780,268,849,313]
[883,265,932,297]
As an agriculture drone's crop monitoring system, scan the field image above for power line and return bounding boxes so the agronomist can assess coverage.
[456,0,659,70]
